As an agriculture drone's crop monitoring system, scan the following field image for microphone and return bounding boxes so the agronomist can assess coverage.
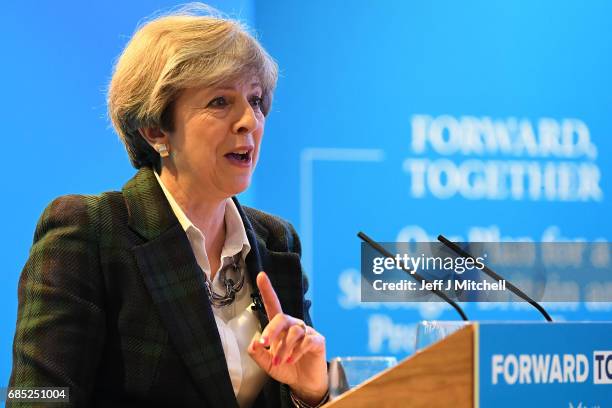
[250,291,265,312]
[358,231,469,321]
[437,235,553,322]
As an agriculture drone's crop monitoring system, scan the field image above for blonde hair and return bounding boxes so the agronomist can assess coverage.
[107,3,278,169]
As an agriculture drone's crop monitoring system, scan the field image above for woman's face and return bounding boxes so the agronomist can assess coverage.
[165,78,265,199]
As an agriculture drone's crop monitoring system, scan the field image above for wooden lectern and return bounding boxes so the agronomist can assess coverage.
[325,322,612,407]
[325,324,474,407]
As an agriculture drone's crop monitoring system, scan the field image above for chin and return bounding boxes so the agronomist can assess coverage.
[226,179,251,197]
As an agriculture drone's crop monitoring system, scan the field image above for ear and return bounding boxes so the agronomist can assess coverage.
[138,127,170,150]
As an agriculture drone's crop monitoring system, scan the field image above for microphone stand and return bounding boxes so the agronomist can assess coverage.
[358,231,469,321]
[437,235,552,322]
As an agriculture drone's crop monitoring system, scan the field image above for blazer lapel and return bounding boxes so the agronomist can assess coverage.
[232,198,305,323]
[123,168,238,408]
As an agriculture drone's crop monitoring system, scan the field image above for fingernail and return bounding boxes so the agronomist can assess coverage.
[273,356,280,366]
[286,356,293,364]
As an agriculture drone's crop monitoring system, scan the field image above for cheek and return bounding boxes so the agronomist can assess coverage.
[179,120,224,159]
[253,129,264,162]
[255,118,265,145]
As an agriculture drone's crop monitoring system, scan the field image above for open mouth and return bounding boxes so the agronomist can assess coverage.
[224,148,253,166]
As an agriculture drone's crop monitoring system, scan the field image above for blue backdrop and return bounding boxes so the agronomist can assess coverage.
[3,0,611,391]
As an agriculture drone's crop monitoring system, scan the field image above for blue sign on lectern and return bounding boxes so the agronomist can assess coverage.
[476,322,612,407]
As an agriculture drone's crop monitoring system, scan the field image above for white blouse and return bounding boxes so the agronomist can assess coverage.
[155,172,267,407]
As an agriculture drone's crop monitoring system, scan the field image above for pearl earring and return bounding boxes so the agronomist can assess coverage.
[155,143,170,158]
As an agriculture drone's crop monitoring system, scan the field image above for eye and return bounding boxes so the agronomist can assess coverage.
[249,95,263,110]
[207,96,228,108]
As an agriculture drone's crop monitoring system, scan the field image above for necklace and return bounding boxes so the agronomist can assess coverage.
[204,255,245,307]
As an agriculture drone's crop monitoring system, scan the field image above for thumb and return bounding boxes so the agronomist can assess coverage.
[248,333,273,372]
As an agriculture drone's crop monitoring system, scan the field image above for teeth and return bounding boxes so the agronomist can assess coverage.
[232,150,249,154]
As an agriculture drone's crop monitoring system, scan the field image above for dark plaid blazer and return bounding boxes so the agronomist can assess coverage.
[9,167,312,407]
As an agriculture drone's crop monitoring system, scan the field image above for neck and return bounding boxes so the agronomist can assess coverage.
[158,166,227,272]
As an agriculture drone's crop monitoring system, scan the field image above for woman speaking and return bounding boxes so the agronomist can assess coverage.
[9,4,328,407]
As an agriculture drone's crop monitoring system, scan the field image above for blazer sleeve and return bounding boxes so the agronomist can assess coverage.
[8,195,106,407]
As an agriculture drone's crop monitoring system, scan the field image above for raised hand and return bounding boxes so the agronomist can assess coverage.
[248,271,328,405]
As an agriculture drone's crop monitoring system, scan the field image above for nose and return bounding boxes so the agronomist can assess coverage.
[232,97,258,135]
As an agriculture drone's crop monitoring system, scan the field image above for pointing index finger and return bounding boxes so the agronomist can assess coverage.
[256,271,283,319]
